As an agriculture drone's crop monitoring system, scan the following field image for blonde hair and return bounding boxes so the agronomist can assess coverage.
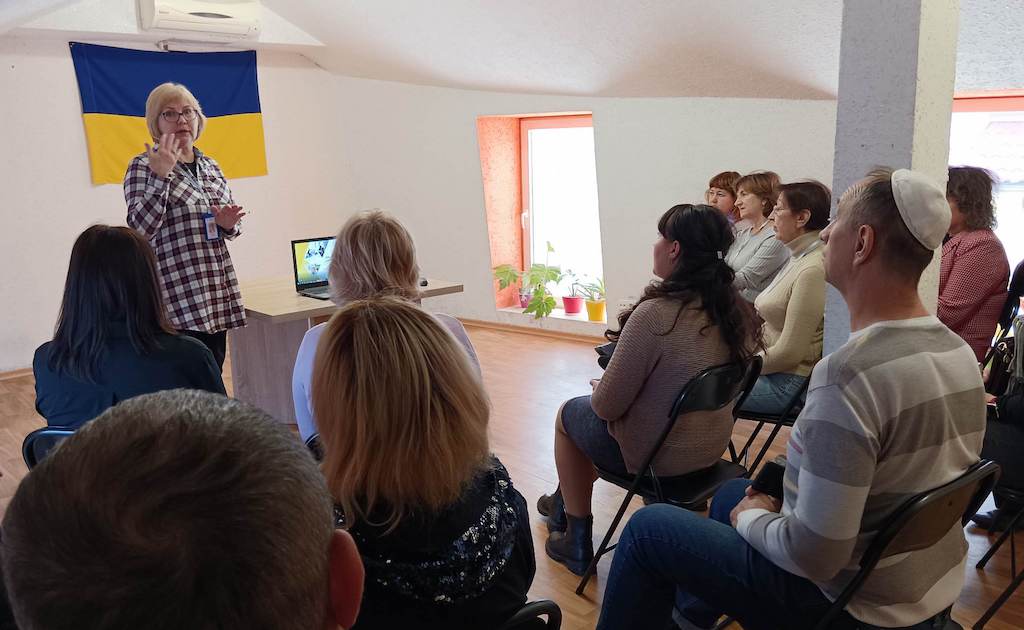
[736,171,781,218]
[328,210,421,305]
[145,82,206,141]
[312,297,490,532]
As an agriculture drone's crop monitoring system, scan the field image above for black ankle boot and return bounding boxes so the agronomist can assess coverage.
[537,487,567,532]
[545,513,594,576]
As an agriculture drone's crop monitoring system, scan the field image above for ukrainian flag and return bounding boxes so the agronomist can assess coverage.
[70,42,267,185]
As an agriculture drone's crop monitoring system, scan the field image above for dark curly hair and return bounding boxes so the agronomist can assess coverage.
[947,166,997,231]
[607,204,765,366]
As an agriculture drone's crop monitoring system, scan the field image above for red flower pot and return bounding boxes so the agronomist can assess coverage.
[562,296,584,314]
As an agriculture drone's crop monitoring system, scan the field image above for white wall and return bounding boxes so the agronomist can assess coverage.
[330,77,837,332]
[0,38,351,371]
[0,35,838,371]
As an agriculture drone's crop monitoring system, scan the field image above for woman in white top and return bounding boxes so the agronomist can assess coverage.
[292,210,479,440]
[724,171,788,303]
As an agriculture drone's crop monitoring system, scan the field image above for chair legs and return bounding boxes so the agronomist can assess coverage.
[975,503,1023,570]
[973,503,1024,629]
[575,485,638,595]
[973,568,1023,629]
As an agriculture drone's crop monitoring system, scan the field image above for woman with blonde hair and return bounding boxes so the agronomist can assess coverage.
[291,209,479,440]
[724,171,788,302]
[124,82,246,368]
[313,297,534,629]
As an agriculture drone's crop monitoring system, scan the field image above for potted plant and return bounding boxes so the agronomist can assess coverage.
[492,243,561,319]
[522,261,560,318]
[581,277,606,322]
[561,269,585,315]
[493,264,531,308]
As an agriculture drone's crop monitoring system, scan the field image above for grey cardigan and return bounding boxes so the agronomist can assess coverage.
[726,223,788,302]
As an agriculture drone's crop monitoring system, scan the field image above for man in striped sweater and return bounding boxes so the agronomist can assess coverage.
[596,169,986,630]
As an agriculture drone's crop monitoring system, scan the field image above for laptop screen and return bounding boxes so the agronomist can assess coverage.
[291,237,336,289]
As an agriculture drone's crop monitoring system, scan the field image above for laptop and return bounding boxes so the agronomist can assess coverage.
[291,236,336,300]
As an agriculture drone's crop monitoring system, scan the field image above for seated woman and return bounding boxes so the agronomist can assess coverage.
[312,297,534,629]
[705,170,743,227]
[940,166,1009,361]
[291,210,479,440]
[33,225,225,429]
[538,204,763,576]
[725,171,789,302]
[739,181,830,416]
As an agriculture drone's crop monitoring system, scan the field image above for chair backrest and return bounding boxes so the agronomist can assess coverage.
[22,427,76,470]
[998,259,1024,332]
[670,356,763,419]
[636,358,761,478]
[816,459,1001,629]
[498,599,562,629]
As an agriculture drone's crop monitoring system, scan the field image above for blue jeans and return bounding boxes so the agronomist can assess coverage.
[596,479,954,630]
[739,372,806,416]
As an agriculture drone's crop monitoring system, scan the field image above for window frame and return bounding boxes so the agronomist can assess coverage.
[519,114,595,268]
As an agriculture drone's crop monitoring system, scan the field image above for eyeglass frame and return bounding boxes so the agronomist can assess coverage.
[159,108,200,123]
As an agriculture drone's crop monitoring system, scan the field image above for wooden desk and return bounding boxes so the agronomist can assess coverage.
[229,277,464,423]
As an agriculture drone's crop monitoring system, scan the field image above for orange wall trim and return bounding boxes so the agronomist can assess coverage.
[477,117,524,308]
[954,90,1024,113]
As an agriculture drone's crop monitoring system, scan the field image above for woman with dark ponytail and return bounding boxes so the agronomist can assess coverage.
[537,204,764,576]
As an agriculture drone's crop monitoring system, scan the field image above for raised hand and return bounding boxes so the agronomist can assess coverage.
[145,133,182,179]
[211,204,247,231]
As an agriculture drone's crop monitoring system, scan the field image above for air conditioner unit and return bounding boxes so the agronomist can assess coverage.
[139,0,261,41]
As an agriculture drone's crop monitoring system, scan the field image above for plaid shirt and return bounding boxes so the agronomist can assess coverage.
[939,229,1008,361]
[124,148,246,334]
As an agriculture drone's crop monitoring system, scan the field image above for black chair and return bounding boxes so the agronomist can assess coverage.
[997,259,1024,334]
[575,357,762,594]
[972,486,1024,629]
[21,427,75,469]
[305,432,324,462]
[498,599,562,629]
[810,459,999,630]
[731,375,809,475]
[710,460,995,630]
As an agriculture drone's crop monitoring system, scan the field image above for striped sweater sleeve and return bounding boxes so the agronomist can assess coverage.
[736,374,877,582]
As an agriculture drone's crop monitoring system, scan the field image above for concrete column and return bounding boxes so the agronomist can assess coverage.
[825,0,960,352]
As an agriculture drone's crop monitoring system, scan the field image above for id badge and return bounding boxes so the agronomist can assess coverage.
[203,212,220,241]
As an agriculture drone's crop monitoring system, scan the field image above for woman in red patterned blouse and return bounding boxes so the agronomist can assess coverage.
[124,83,246,368]
[939,166,1009,361]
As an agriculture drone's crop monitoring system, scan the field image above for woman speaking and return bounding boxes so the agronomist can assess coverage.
[124,82,246,368]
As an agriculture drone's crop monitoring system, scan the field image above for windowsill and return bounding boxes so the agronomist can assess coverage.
[498,306,606,325]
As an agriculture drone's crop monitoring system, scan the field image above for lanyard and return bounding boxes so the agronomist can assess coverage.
[177,157,213,209]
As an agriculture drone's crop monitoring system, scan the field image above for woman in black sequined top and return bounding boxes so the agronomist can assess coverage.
[313,297,535,629]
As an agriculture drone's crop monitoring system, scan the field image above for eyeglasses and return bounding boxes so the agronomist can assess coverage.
[160,108,198,123]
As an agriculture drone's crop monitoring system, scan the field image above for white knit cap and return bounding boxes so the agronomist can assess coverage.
[890,169,951,250]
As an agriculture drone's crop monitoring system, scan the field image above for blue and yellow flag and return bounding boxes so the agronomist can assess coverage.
[70,42,267,185]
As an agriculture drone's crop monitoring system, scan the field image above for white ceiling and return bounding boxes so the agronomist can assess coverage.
[263,0,844,99]
[262,0,1024,99]
[9,0,1024,99]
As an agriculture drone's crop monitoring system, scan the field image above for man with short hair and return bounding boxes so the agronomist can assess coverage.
[596,169,986,630]
[1,389,364,630]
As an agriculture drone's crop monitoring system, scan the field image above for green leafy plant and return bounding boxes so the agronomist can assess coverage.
[561,269,585,297]
[492,264,522,291]
[491,242,564,319]
[580,277,606,302]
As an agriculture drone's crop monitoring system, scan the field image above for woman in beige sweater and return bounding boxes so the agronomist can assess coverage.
[739,180,831,416]
[538,204,763,576]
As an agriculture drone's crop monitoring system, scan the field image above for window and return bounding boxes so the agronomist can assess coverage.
[520,115,603,292]
[949,92,1024,269]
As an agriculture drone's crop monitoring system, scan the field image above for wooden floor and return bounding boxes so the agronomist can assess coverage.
[1,325,1022,629]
